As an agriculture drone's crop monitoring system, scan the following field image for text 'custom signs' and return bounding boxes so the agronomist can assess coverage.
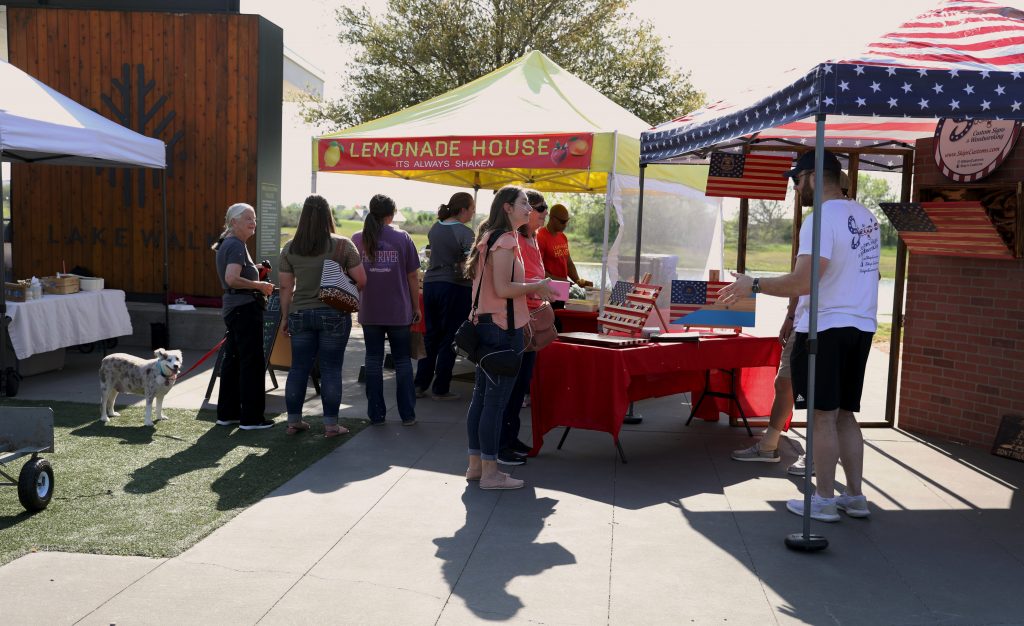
[934,118,1022,182]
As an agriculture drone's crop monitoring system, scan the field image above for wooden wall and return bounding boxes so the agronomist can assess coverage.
[7,7,270,298]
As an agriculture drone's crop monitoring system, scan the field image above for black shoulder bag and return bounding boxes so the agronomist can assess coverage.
[452,231,522,378]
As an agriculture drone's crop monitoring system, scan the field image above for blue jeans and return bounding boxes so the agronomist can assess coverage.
[501,349,536,450]
[363,324,416,423]
[415,281,472,395]
[466,322,523,460]
[285,308,352,426]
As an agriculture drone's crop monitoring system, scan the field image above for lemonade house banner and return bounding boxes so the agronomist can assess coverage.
[317,133,594,172]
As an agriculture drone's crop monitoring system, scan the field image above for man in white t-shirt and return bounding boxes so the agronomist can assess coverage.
[719,149,880,523]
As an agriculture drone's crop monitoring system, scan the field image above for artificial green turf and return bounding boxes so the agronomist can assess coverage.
[0,400,365,566]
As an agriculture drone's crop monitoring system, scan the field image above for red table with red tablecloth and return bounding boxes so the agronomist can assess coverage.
[528,335,781,456]
[554,308,599,333]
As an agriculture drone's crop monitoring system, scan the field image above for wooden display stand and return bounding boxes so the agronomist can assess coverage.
[595,273,664,339]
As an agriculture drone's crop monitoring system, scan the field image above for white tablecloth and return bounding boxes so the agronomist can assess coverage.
[3,289,133,359]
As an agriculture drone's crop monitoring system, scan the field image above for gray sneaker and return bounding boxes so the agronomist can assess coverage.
[731,443,780,463]
[786,494,840,522]
[837,493,870,518]
[787,454,815,476]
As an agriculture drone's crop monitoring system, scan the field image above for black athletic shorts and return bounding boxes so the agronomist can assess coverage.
[790,327,873,412]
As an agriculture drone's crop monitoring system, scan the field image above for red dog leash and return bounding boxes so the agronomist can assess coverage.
[176,337,227,381]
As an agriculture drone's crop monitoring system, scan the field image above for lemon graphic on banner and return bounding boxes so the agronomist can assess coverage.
[324,141,343,167]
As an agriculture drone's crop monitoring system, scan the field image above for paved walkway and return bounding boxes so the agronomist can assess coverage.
[1,324,1022,624]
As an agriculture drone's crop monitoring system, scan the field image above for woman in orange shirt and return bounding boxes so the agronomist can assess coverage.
[463,186,555,490]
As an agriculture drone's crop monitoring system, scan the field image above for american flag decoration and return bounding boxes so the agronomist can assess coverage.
[879,202,937,232]
[641,1,1024,166]
[598,283,662,335]
[880,201,1013,259]
[609,280,633,305]
[670,280,756,328]
[705,152,791,200]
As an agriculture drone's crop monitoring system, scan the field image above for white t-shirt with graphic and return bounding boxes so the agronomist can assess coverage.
[795,199,881,334]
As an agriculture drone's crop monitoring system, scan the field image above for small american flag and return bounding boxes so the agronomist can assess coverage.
[880,201,1012,259]
[670,280,726,319]
[705,152,791,200]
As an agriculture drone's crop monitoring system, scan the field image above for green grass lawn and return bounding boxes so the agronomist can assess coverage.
[0,400,365,566]
[282,219,429,252]
[724,242,898,279]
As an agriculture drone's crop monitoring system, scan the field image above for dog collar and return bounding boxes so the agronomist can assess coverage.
[158,362,176,380]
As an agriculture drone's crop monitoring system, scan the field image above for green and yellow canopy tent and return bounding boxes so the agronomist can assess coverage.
[312,50,723,294]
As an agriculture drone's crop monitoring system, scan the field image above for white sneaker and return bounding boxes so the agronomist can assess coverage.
[836,493,871,518]
[787,454,815,476]
[786,494,840,522]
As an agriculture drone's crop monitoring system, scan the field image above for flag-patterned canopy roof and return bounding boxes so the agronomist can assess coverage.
[641,1,1024,169]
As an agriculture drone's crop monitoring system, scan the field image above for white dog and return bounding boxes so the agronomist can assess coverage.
[99,349,183,426]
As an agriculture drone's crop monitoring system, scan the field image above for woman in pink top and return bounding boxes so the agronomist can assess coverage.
[464,186,555,490]
[497,190,549,465]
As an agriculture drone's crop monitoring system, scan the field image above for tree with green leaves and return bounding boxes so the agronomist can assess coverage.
[856,173,899,246]
[302,0,704,130]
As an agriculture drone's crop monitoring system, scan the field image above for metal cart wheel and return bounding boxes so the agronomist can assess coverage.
[18,457,54,512]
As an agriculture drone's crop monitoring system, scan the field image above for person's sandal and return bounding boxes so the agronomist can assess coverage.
[324,424,350,438]
[286,421,310,436]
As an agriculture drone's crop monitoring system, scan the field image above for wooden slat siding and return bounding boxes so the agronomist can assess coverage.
[225,14,239,266]
[195,14,209,294]
[9,8,265,297]
[88,9,104,282]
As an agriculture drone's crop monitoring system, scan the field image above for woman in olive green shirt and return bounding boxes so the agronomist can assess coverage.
[278,195,366,437]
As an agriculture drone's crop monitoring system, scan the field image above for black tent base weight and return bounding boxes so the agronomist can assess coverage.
[785,533,828,552]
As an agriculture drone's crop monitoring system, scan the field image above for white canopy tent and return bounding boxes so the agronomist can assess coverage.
[0,59,166,392]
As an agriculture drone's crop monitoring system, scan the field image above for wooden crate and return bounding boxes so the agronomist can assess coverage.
[41,275,79,295]
[4,282,28,302]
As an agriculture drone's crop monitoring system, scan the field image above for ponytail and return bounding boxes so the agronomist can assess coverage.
[437,191,474,221]
[362,194,396,259]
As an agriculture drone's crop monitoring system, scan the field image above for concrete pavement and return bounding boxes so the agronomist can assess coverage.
[1,325,1022,624]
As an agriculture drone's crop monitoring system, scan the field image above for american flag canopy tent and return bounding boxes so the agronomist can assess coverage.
[641,0,1024,168]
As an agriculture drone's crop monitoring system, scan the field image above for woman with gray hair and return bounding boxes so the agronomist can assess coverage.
[212,202,276,430]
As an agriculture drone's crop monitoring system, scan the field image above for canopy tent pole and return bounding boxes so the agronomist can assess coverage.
[786,113,829,553]
[0,148,9,396]
[885,154,913,425]
[737,198,749,273]
[599,131,619,306]
[162,170,170,341]
[633,164,647,283]
[311,138,318,193]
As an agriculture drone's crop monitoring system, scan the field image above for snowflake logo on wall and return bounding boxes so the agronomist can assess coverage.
[98,63,185,208]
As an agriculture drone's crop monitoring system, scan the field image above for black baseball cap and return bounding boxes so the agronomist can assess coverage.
[783,149,842,180]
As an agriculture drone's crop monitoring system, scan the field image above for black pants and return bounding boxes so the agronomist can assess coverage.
[217,301,266,424]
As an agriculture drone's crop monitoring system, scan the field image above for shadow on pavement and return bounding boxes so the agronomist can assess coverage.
[433,488,575,620]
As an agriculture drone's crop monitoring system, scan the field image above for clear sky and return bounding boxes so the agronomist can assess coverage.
[239,0,953,212]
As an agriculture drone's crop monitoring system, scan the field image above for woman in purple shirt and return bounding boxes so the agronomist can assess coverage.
[353,194,422,425]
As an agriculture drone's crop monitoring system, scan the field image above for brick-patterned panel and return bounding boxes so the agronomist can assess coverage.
[899,139,1024,447]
